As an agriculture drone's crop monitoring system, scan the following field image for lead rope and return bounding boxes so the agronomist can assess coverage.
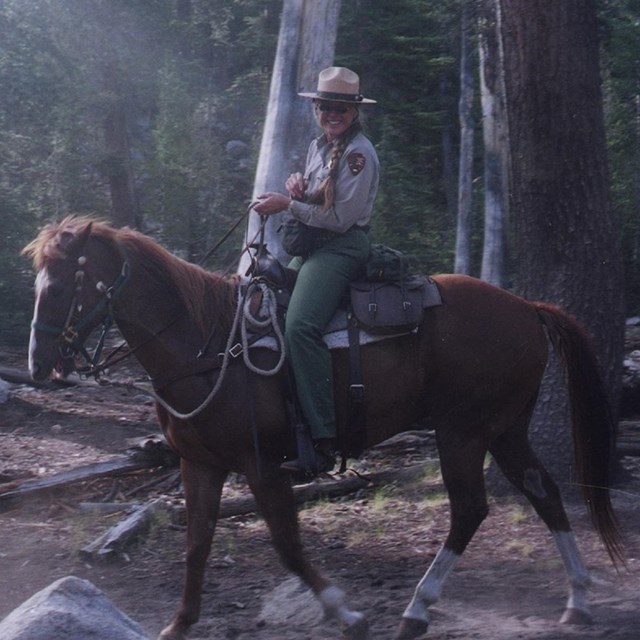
[240,280,286,376]
[149,279,286,420]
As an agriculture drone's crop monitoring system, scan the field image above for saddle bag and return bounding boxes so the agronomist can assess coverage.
[365,243,409,282]
[350,275,439,333]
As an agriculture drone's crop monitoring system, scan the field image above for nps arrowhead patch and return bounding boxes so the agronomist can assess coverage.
[347,152,366,176]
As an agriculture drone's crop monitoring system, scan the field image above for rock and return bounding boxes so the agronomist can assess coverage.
[258,577,323,627]
[0,378,10,403]
[0,576,149,640]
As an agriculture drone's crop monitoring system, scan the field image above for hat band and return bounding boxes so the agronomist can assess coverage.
[316,90,363,102]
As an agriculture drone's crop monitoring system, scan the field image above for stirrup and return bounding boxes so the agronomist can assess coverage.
[280,446,335,478]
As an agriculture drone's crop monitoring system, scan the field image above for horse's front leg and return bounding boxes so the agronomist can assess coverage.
[245,463,369,639]
[158,459,228,640]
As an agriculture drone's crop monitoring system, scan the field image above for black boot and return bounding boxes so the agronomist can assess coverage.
[280,438,336,477]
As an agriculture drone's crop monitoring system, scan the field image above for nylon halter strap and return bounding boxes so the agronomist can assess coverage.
[32,255,131,376]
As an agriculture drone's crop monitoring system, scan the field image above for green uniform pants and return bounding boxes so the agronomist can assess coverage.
[286,228,370,440]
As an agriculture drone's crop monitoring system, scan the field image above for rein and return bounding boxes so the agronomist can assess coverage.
[150,278,286,420]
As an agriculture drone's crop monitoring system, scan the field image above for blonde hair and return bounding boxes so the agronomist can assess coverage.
[307,118,362,212]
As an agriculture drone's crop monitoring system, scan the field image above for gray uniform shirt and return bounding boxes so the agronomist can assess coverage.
[288,131,379,234]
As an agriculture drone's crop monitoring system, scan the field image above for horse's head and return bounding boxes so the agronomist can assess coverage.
[22,216,128,381]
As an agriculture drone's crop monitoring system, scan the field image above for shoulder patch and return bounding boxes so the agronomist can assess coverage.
[347,152,366,176]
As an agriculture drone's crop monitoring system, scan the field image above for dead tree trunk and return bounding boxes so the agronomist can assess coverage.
[479,0,508,287]
[454,2,476,275]
[102,61,139,229]
[238,0,342,272]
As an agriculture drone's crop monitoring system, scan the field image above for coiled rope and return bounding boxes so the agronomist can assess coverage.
[150,279,286,420]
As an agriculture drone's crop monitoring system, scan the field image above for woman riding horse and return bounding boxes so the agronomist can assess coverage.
[253,66,379,477]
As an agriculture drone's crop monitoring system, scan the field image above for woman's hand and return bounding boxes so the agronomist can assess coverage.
[251,192,291,215]
[285,172,307,200]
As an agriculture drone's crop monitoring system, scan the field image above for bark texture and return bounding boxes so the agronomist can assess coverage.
[479,0,508,286]
[240,0,342,271]
[494,0,625,490]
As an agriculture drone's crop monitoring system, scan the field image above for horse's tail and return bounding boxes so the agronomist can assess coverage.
[534,302,624,565]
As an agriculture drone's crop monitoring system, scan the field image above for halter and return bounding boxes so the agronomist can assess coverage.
[32,255,131,377]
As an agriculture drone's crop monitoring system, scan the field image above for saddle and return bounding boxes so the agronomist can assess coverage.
[247,244,442,335]
[246,244,442,466]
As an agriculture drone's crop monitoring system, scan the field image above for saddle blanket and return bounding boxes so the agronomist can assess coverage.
[252,309,417,352]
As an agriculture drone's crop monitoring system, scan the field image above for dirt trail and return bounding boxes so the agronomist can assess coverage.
[1,347,639,639]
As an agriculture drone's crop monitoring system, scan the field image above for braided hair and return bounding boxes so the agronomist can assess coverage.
[307,118,363,212]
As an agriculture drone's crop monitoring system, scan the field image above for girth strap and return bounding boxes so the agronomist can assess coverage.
[341,311,366,469]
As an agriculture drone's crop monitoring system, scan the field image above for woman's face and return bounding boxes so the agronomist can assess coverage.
[315,101,358,141]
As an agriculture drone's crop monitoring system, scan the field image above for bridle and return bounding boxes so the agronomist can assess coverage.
[32,254,131,377]
[30,214,287,420]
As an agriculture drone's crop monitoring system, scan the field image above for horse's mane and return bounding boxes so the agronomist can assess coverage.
[23,216,240,336]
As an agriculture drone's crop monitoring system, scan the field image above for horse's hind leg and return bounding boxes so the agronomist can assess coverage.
[158,459,228,640]
[395,436,490,640]
[489,420,592,625]
[245,464,368,639]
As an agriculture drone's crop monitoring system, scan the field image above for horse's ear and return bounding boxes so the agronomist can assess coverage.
[58,221,93,255]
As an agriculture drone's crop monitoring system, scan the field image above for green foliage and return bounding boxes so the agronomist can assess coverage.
[0,188,36,345]
[337,0,462,274]
[600,0,640,313]
[2,0,640,347]
[0,0,279,340]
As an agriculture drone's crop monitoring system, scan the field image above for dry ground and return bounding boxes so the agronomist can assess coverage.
[1,346,639,640]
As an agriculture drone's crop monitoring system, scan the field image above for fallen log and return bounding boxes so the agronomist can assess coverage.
[80,498,165,561]
[0,458,156,504]
[216,462,440,519]
[80,462,442,561]
[0,440,178,506]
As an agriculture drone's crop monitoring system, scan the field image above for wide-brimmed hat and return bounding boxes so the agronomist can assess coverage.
[298,66,376,104]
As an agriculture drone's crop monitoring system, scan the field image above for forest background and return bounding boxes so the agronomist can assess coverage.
[1,0,639,347]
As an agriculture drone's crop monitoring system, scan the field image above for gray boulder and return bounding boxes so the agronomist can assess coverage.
[0,576,149,640]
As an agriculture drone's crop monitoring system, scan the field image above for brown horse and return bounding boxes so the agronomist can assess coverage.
[23,216,622,640]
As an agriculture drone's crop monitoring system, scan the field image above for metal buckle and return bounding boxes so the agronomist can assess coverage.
[61,326,79,345]
[349,383,365,402]
[229,343,243,358]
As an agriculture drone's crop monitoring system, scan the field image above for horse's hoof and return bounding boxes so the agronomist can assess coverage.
[157,623,186,640]
[560,607,593,626]
[393,617,429,640]
[344,613,370,640]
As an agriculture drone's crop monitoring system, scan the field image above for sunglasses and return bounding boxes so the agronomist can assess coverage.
[317,103,350,114]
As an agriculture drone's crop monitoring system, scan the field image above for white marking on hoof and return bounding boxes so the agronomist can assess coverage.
[344,613,370,640]
[552,530,591,618]
[157,625,184,640]
[560,607,594,626]
[393,616,429,640]
[402,546,460,623]
[319,585,366,630]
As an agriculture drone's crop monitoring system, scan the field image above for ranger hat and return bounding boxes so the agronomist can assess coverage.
[298,66,376,104]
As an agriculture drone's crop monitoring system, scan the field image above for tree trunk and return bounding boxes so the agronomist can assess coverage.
[495,0,625,492]
[102,61,139,229]
[239,0,342,272]
[454,2,476,275]
[479,0,508,287]
[440,76,458,221]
